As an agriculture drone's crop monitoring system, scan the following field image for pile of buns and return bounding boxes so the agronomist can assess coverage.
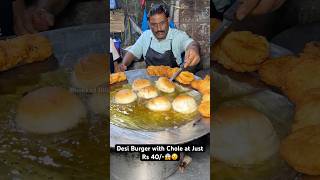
[114,78,199,114]
[190,75,210,118]
[0,34,52,71]
[147,65,195,85]
[110,72,127,84]
[257,42,320,176]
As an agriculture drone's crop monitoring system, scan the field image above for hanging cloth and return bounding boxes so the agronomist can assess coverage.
[141,8,149,32]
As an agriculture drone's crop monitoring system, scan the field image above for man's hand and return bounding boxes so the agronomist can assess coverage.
[236,0,286,20]
[29,7,54,32]
[118,64,127,72]
[184,42,200,68]
[13,0,54,35]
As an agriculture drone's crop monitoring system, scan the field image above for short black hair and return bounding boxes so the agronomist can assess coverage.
[147,4,170,20]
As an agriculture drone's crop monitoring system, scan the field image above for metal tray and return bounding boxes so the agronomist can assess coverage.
[110,69,210,147]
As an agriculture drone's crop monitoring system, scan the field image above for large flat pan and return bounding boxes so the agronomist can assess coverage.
[110,69,210,147]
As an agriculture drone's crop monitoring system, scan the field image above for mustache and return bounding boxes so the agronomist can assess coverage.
[156,31,165,34]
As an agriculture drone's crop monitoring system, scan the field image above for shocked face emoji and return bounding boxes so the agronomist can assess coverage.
[171,153,178,161]
[165,153,171,160]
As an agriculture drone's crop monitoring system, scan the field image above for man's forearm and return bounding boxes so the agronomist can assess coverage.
[122,51,136,67]
[186,41,200,54]
[36,0,70,15]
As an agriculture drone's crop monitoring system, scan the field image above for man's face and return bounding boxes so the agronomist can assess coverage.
[149,13,169,40]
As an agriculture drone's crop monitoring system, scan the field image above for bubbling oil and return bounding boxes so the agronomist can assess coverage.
[110,84,201,131]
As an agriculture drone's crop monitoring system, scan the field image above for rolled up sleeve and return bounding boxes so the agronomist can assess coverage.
[128,34,144,59]
[179,32,194,52]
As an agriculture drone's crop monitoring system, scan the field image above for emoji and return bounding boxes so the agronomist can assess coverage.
[171,153,178,160]
[165,153,171,160]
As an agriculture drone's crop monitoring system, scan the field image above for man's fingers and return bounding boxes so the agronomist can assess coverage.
[184,50,191,68]
[251,0,276,15]
[236,0,260,20]
[23,11,37,33]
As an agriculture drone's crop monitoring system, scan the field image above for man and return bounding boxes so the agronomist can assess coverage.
[119,4,201,71]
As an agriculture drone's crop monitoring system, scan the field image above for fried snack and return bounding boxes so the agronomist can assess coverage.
[158,65,170,77]
[132,79,151,91]
[283,59,320,103]
[202,92,210,102]
[110,72,127,85]
[0,34,52,72]
[2,36,28,67]
[146,96,171,112]
[258,56,299,88]
[23,34,52,62]
[114,89,137,104]
[221,31,269,65]
[213,41,260,72]
[137,85,158,99]
[191,76,210,94]
[172,95,197,114]
[176,71,194,85]
[166,67,179,78]
[198,101,210,118]
[300,41,320,60]
[147,66,157,76]
[280,125,320,175]
[198,78,210,94]
[146,65,171,76]
[191,79,201,90]
[292,97,320,132]
[155,77,175,93]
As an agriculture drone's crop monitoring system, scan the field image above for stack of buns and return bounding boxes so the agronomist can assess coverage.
[257,41,320,177]
[0,34,52,71]
[147,65,195,85]
[110,72,127,85]
[191,75,210,118]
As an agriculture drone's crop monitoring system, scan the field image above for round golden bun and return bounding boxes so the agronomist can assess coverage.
[132,79,151,91]
[88,94,108,115]
[146,96,171,112]
[172,95,197,114]
[198,101,210,118]
[280,125,320,175]
[71,53,107,88]
[213,106,279,166]
[114,89,137,104]
[155,77,175,93]
[15,87,86,134]
[202,93,210,102]
[137,85,158,99]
